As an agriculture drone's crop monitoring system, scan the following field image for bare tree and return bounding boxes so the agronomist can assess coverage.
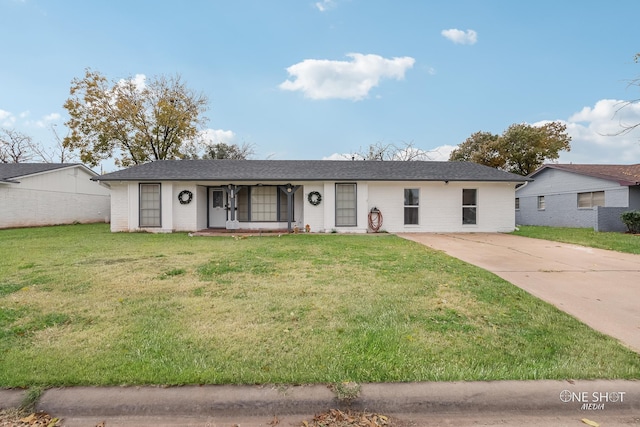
[202,141,256,159]
[0,128,35,163]
[25,125,79,163]
[348,141,435,161]
[1,126,79,164]
[608,53,640,136]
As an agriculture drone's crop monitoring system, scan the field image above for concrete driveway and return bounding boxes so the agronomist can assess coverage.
[398,233,640,353]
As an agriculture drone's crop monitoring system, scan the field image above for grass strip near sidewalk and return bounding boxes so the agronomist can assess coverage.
[512,225,640,254]
[1,224,639,387]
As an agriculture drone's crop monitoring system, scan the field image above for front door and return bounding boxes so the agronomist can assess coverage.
[208,188,226,228]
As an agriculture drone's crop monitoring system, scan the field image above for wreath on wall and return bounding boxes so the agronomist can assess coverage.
[307,191,322,206]
[178,190,193,205]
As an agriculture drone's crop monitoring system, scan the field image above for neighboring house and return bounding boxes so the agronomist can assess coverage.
[515,163,640,232]
[0,163,111,229]
[93,159,529,234]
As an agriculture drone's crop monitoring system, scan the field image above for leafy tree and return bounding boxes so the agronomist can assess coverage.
[63,69,209,167]
[449,122,571,176]
[448,131,502,168]
[499,122,571,175]
[202,142,256,159]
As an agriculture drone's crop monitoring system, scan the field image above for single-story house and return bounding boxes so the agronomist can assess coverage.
[515,163,640,232]
[0,163,111,229]
[93,159,529,234]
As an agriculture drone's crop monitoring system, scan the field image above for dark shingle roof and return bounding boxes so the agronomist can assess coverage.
[531,164,640,186]
[0,163,78,183]
[93,160,530,183]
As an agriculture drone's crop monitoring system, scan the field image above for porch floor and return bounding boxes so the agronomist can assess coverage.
[191,228,291,237]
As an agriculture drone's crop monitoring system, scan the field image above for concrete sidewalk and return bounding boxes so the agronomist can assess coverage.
[2,380,640,426]
[398,233,640,353]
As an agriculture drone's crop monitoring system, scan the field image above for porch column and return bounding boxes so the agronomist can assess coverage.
[222,184,244,229]
[279,184,301,233]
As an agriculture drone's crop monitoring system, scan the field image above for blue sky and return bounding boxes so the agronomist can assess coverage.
[2,0,640,171]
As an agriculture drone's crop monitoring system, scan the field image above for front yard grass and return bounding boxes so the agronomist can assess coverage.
[1,224,638,387]
[512,225,640,254]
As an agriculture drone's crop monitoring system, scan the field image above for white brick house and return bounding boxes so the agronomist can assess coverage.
[93,160,529,233]
[0,163,111,229]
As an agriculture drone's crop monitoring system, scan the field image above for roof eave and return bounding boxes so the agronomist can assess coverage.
[92,177,531,183]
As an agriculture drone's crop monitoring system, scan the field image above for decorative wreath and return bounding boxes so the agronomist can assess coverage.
[307,191,322,206]
[178,190,193,205]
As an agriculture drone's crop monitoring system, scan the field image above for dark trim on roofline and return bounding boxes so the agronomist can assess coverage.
[93,177,529,183]
[529,164,640,186]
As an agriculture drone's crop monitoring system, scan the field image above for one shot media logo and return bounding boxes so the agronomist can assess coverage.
[560,390,626,410]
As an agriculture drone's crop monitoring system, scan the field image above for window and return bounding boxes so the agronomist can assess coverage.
[515,197,520,210]
[462,189,477,225]
[139,183,161,227]
[336,183,357,226]
[237,187,249,221]
[578,191,605,208]
[537,196,545,210]
[279,190,290,222]
[211,190,224,208]
[236,186,292,222]
[251,186,278,221]
[404,188,419,225]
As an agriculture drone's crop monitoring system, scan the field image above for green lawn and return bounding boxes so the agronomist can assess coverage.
[512,225,640,254]
[1,224,638,388]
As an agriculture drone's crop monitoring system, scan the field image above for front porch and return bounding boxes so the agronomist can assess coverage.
[203,183,302,233]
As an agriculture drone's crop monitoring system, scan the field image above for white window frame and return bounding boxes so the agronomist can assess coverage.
[537,195,545,210]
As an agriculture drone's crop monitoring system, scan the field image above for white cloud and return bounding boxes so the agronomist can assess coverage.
[441,28,478,45]
[201,128,237,145]
[34,112,62,128]
[115,74,147,92]
[0,109,16,127]
[426,144,456,161]
[43,113,61,122]
[322,153,350,160]
[535,99,640,164]
[314,0,336,12]
[279,53,415,101]
[132,74,146,90]
[5,110,61,129]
